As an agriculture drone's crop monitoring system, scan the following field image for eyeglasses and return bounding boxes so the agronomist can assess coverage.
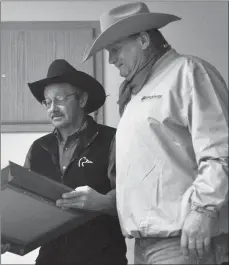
[42,92,79,109]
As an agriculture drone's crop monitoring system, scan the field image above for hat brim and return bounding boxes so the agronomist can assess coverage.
[28,73,106,114]
[83,12,181,61]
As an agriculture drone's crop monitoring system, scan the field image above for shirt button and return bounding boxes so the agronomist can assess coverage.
[63,166,66,170]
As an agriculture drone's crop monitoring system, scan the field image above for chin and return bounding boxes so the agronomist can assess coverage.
[51,120,65,128]
[120,70,128,78]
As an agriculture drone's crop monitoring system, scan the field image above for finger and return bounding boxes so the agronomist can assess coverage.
[73,201,85,208]
[62,186,89,199]
[188,238,197,257]
[57,199,85,209]
[57,195,86,204]
[57,196,82,205]
[56,199,74,207]
[61,206,69,210]
[63,202,85,209]
[56,200,73,207]
[62,191,82,199]
[181,232,189,257]
[196,238,204,258]
[56,200,72,209]
[203,237,211,253]
[56,199,65,206]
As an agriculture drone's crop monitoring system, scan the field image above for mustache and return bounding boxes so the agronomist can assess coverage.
[50,112,63,119]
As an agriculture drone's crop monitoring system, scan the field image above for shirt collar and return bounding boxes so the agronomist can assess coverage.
[40,115,99,156]
[53,117,88,144]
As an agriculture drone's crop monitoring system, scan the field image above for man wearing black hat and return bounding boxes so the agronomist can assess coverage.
[1,59,127,264]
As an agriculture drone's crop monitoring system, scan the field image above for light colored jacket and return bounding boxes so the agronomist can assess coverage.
[116,49,228,238]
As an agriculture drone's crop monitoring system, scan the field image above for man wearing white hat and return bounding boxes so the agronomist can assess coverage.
[84,2,228,265]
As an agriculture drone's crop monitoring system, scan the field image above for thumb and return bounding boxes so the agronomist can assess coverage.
[62,186,89,199]
[181,231,189,257]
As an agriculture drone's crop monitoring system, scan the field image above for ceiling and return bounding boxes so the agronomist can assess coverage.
[2,0,142,1]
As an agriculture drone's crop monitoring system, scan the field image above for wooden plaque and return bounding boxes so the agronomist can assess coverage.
[1,161,98,256]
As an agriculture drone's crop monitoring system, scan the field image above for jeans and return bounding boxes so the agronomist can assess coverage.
[134,234,228,264]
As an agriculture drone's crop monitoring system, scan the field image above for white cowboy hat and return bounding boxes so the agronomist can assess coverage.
[83,2,181,61]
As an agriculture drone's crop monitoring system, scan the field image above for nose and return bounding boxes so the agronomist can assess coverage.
[48,100,59,112]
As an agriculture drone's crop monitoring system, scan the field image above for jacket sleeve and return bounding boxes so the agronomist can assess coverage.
[187,59,228,210]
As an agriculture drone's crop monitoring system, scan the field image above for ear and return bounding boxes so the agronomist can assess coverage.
[138,32,150,50]
[79,92,88,108]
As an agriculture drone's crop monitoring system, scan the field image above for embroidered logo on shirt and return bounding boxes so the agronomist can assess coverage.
[78,157,93,167]
[141,95,162,101]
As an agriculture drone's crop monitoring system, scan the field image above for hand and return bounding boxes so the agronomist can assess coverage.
[181,210,216,259]
[56,185,113,213]
[1,244,10,254]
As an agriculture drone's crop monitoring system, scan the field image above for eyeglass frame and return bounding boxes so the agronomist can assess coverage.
[42,91,80,109]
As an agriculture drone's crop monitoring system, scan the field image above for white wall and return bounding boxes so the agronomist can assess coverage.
[1,133,47,168]
[1,1,228,264]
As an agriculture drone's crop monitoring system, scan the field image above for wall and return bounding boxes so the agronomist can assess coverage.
[1,1,228,128]
[1,1,228,264]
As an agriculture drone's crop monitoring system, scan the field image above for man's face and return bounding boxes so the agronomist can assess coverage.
[43,83,83,129]
[107,36,143,78]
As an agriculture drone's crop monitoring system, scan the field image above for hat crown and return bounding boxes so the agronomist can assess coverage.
[28,59,106,114]
[47,59,75,78]
[100,2,150,32]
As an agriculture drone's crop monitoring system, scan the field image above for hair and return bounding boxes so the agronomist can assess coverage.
[71,85,88,109]
[129,29,170,52]
[147,29,169,50]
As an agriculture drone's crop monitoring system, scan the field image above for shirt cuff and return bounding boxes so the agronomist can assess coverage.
[191,202,219,218]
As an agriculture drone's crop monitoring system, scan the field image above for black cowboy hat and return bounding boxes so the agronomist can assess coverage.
[28,59,106,114]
